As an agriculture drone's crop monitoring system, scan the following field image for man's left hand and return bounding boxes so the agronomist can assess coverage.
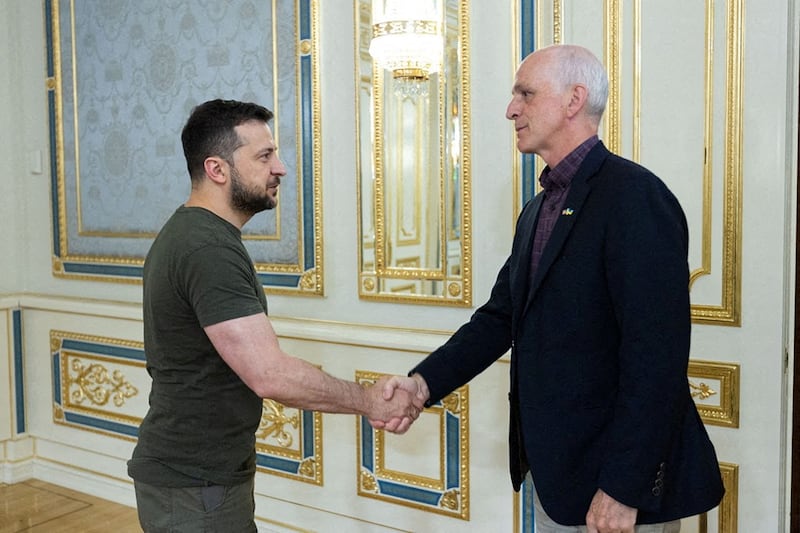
[585,488,637,533]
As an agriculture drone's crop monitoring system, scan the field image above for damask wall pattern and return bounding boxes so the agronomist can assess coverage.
[46,0,322,292]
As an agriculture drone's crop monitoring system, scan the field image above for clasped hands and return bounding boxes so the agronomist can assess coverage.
[366,374,430,435]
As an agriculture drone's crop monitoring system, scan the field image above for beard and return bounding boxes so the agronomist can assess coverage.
[230,165,277,215]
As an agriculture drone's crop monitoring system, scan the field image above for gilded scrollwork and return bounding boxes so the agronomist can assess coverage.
[67,358,138,407]
[257,400,300,448]
[50,330,146,442]
[255,395,323,485]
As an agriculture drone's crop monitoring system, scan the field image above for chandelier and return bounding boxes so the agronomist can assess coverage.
[368,0,444,83]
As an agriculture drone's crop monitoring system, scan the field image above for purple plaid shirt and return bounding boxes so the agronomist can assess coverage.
[529,135,600,282]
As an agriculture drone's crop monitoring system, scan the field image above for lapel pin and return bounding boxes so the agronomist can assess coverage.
[561,208,574,216]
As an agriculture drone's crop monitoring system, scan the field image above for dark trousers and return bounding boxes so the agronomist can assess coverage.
[133,478,257,532]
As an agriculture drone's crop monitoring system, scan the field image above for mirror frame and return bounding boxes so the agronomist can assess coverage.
[354,0,472,306]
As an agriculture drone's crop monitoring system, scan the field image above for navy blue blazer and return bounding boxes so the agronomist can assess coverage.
[413,142,724,525]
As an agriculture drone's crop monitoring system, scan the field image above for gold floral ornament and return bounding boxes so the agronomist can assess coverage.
[361,469,378,492]
[68,359,138,407]
[441,392,461,414]
[257,400,299,448]
[440,489,460,511]
[689,380,717,400]
[299,269,317,291]
[298,458,317,478]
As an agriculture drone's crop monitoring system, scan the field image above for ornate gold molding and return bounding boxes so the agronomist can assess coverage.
[689,0,744,326]
[603,0,622,154]
[688,359,740,428]
[537,1,743,326]
[50,330,145,440]
[66,359,138,408]
[355,370,469,519]
[699,462,738,533]
[255,396,323,485]
[257,400,300,448]
[355,0,472,307]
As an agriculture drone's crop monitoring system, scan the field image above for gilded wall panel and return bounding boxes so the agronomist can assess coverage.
[355,371,469,520]
[256,399,323,485]
[45,0,323,294]
[51,330,147,439]
[50,330,322,484]
[688,360,740,428]
[516,0,742,326]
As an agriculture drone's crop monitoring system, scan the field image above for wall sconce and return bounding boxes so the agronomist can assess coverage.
[368,0,444,85]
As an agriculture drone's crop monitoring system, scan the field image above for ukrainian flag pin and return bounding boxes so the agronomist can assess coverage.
[561,208,574,216]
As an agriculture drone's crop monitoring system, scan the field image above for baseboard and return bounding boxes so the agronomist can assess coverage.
[32,457,138,508]
[1,457,34,483]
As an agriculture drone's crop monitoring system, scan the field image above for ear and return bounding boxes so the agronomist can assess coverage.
[565,84,589,118]
[203,156,228,185]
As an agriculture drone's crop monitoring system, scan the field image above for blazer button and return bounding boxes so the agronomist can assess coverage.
[652,487,662,496]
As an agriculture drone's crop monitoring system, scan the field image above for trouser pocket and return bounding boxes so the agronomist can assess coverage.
[201,484,226,512]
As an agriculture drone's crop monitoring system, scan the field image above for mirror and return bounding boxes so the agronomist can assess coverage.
[355,0,471,306]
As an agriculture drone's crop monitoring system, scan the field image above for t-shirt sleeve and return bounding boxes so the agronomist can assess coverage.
[180,243,266,327]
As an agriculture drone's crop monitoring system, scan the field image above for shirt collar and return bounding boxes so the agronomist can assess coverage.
[539,135,600,193]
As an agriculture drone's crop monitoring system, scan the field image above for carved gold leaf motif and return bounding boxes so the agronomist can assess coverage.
[257,400,299,448]
[440,489,460,511]
[689,380,718,400]
[361,469,378,492]
[67,359,138,407]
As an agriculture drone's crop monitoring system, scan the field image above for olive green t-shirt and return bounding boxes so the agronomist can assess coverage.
[128,206,268,487]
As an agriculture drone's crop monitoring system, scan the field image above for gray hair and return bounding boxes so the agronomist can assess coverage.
[545,45,609,121]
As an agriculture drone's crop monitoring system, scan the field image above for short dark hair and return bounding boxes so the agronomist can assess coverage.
[181,99,274,182]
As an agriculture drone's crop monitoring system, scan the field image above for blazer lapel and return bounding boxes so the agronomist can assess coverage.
[525,143,611,309]
[511,194,544,321]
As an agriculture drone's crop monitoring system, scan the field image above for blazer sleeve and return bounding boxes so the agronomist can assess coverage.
[411,255,515,405]
[410,194,545,404]
[597,165,693,512]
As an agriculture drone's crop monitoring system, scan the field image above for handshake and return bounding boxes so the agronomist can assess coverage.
[365,373,430,435]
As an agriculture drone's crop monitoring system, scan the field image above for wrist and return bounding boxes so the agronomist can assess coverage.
[411,373,430,401]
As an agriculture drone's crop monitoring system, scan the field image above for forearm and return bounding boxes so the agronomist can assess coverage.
[206,313,420,422]
[257,354,370,415]
[207,314,371,415]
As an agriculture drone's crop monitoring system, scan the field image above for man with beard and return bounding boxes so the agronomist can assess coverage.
[128,99,424,532]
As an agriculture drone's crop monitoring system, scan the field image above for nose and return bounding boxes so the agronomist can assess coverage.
[273,156,287,176]
[505,98,519,120]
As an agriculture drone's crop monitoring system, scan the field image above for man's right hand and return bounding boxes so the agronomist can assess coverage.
[363,375,425,434]
[369,374,430,433]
